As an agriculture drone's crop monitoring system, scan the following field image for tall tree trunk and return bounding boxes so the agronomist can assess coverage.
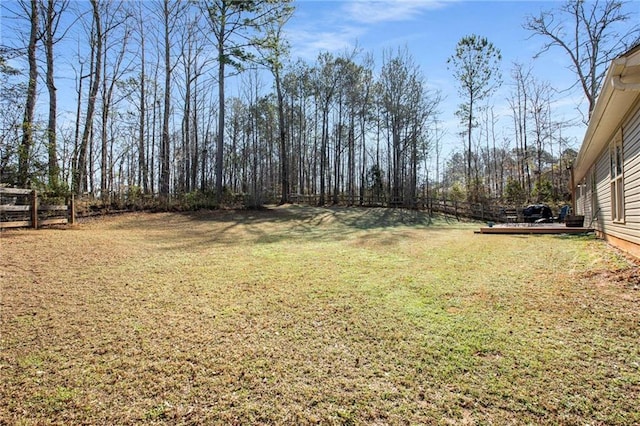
[191,79,199,191]
[43,0,62,189]
[411,128,418,208]
[160,0,171,197]
[466,95,473,199]
[100,69,108,201]
[298,92,305,196]
[182,60,192,194]
[214,3,227,204]
[392,121,401,203]
[100,48,110,201]
[348,113,355,206]
[74,0,102,195]
[275,65,289,204]
[72,60,84,188]
[215,37,225,202]
[18,0,39,188]
[333,97,342,205]
[319,105,328,206]
[150,62,160,194]
[359,107,366,207]
[138,19,148,193]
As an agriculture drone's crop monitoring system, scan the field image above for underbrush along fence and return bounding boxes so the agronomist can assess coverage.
[0,188,75,229]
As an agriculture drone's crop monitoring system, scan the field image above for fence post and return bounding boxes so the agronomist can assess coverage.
[69,194,76,225]
[31,190,38,229]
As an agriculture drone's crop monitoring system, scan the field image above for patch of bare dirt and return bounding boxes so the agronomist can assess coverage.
[579,252,640,295]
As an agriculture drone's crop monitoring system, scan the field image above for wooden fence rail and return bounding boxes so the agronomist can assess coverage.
[286,193,521,223]
[0,188,75,229]
[426,199,522,223]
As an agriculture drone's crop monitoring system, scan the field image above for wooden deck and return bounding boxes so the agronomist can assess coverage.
[476,223,595,235]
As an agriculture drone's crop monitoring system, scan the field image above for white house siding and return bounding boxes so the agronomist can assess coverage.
[576,167,595,224]
[577,152,608,226]
[572,45,640,257]
[621,101,640,231]
[575,181,585,216]
[594,148,611,225]
[591,100,640,249]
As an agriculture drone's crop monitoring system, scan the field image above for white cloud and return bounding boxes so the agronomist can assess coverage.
[287,0,454,60]
[286,26,365,59]
[341,0,449,24]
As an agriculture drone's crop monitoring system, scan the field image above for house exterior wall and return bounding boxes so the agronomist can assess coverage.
[575,167,594,223]
[576,99,640,257]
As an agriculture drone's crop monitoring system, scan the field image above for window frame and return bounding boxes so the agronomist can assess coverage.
[610,129,625,223]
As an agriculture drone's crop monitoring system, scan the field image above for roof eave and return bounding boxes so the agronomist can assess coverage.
[573,51,640,186]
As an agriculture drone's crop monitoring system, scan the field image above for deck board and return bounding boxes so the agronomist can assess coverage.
[477,224,595,235]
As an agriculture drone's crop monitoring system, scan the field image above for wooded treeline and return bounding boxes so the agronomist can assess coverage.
[1,0,638,208]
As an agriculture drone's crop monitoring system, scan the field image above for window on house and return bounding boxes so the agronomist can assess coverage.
[610,130,624,222]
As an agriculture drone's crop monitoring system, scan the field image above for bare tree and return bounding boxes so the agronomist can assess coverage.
[357,54,375,207]
[448,35,502,200]
[202,0,289,204]
[258,1,294,204]
[0,53,25,184]
[95,1,131,201]
[159,0,183,197]
[133,2,149,193]
[508,62,532,196]
[312,52,338,206]
[527,78,553,198]
[73,0,102,194]
[39,0,69,190]
[380,47,440,207]
[17,0,39,187]
[525,0,640,118]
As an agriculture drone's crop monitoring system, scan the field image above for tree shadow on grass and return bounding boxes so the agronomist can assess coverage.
[210,205,434,245]
[184,204,434,228]
[106,205,438,250]
[197,205,433,235]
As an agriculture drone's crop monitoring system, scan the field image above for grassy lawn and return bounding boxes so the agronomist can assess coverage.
[1,205,639,425]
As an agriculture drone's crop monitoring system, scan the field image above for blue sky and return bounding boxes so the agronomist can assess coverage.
[2,0,639,165]
[285,0,640,158]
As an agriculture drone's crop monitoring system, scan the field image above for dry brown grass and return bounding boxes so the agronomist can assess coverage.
[1,205,638,425]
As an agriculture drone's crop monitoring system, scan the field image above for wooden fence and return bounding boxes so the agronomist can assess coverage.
[428,199,520,223]
[0,188,515,228]
[0,188,75,229]
[288,193,519,223]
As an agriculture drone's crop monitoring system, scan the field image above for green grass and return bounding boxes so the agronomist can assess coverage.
[1,205,638,424]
